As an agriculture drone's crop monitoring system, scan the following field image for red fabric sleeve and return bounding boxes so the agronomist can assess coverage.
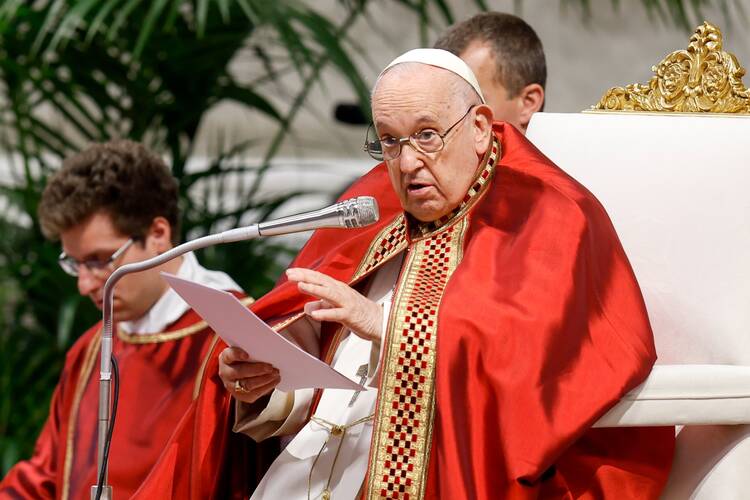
[545,427,675,499]
[0,381,64,499]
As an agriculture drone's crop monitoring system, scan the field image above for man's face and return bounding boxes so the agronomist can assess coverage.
[371,66,492,222]
[60,212,169,322]
[460,41,524,132]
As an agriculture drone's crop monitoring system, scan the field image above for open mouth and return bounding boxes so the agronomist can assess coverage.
[407,182,432,195]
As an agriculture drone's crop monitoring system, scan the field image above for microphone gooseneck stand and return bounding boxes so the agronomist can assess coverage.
[91,197,378,499]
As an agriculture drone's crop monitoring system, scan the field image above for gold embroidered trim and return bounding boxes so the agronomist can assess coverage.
[61,330,102,500]
[192,333,222,400]
[366,217,469,499]
[271,311,306,333]
[273,217,408,349]
[117,296,255,344]
[351,215,409,283]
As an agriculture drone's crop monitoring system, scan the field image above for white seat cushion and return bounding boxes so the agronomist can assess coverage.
[595,364,750,427]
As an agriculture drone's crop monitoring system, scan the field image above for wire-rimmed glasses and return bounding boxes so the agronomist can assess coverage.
[363,106,475,161]
[58,238,134,277]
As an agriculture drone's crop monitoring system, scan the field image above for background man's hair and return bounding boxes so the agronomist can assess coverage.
[38,139,180,244]
[434,12,547,99]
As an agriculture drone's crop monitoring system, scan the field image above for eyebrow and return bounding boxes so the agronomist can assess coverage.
[375,112,441,133]
[65,246,118,262]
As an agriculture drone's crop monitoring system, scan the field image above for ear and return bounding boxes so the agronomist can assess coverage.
[144,217,174,254]
[472,104,494,156]
[517,83,545,132]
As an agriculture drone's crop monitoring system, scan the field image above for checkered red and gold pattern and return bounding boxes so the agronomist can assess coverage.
[366,219,467,500]
[364,136,499,499]
[352,215,408,281]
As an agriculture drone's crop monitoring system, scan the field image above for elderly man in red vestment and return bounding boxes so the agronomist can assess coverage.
[0,141,271,499]
[135,49,675,499]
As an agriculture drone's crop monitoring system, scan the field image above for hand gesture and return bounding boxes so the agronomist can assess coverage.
[286,267,383,343]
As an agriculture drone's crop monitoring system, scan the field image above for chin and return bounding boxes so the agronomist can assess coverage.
[407,203,452,223]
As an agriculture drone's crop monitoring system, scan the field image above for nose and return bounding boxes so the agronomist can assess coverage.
[398,142,423,175]
[77,267,102,297]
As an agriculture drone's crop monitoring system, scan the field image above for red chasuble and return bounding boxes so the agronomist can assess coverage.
[0,299,272,500]
[134,123,674,499]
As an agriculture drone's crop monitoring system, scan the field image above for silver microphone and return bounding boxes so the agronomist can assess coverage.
[257,196,379,236]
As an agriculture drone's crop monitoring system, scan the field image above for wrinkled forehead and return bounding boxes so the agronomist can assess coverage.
[371,64,468,123]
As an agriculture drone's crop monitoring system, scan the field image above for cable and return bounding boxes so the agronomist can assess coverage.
[94,354,119,500]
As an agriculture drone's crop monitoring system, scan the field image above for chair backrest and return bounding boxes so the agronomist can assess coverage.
[527,111,750,366]
[527,111,750,500]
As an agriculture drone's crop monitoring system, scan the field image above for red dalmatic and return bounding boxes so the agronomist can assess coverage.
[134,123,674,499]
[0,301,272,500]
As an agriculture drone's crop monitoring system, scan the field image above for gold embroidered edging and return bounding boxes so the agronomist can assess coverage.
[192,333,222,400]
[366,218,468,499]
[351,215,409,282]
[117,296,255,344]
[271,312,306,333]
[62,331,102,500]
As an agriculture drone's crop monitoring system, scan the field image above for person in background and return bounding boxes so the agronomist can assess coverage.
[435,11,546,134]
[0,140,274,500]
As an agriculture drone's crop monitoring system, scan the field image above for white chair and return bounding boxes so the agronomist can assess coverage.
[526,22,750,498]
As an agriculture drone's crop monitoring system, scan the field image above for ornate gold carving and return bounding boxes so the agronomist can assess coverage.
[593,22,750,113]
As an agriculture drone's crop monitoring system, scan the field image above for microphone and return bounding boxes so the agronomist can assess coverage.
[92,196,379,498]
[216,196,379,242]
[260,195,379,235]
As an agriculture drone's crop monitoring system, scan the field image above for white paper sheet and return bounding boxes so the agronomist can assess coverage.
[162,273,364,392]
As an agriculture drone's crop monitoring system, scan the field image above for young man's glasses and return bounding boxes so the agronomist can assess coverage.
[58,238,134,278]
[363,106,475,161]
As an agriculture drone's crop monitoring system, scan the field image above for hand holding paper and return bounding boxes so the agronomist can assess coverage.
[162,273,365,392]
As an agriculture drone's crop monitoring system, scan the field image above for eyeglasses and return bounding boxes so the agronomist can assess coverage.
[363,106,475,161]
[58,238,134,278]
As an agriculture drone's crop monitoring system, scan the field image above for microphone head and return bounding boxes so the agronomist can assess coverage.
[340,196,379,228]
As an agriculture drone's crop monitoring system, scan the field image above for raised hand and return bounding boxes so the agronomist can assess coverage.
[286,267,383,343]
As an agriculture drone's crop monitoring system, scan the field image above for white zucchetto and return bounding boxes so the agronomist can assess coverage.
[379,48,486,103]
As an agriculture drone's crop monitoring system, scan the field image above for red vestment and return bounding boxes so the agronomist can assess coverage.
[0,299,272,500]
[135,123,674,499]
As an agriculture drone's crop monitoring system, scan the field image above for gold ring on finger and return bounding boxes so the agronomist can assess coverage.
[234,379,250,394]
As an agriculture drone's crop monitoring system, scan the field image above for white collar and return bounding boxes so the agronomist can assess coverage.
[119,252,240,334]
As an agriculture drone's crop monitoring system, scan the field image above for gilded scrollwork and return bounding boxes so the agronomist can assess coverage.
[593,22,750,113]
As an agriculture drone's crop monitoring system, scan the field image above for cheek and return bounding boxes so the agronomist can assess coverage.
[116,274,140,300]
[118,270,157,300]
[436,150,477,203]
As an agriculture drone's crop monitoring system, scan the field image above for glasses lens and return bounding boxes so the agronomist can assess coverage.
[364,124,384,160]
[87,261,114,278]
[413,130,444,153]
[58,256,79,277]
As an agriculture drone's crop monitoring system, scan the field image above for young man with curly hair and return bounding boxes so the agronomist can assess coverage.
[0,140,271,499]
